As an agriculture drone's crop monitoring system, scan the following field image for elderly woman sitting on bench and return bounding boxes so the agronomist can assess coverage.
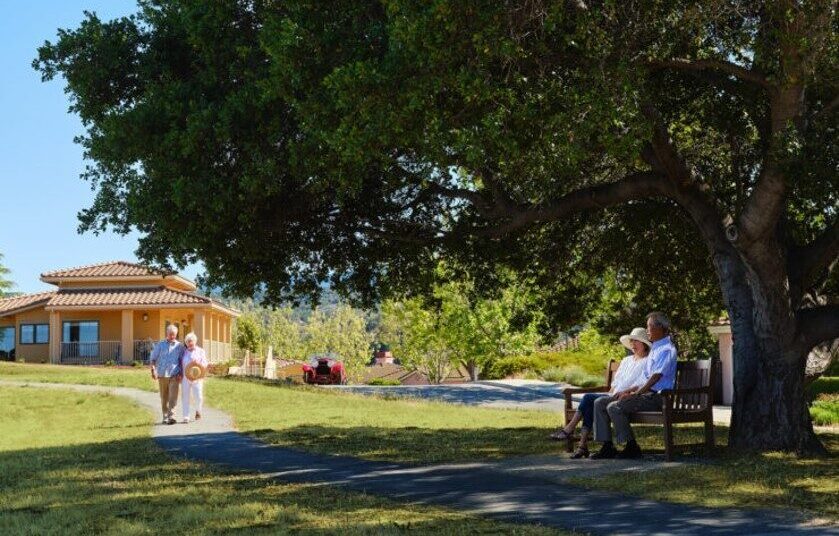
[549,327,651,459]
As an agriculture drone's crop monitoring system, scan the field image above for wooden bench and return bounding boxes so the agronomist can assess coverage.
[563,359,716,461]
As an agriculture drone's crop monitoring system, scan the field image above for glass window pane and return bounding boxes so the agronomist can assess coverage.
[20,325,34,344]
[79,322,98,342]
[35,324,49,344]
[0,327,14,354]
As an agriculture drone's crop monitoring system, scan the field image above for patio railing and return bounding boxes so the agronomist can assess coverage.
[60,341,122,365]
[133,340,156,364]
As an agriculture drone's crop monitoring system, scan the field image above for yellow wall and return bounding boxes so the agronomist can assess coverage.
[132,310,161,341]
[59,310,123,341]
[2,304,235,364]
[15,309,51,363]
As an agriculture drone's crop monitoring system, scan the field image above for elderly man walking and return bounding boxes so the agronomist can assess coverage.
[591,312,678,459]
[150,324,185,425]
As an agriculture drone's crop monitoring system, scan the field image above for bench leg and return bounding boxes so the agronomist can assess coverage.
[566,435,574,453]
[704,419,714,451]
[663,421,674,462]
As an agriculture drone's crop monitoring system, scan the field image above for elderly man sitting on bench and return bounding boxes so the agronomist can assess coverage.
[591,311,677,459]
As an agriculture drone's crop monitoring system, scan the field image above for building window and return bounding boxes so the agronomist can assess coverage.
[62,321,99,343]
[0,326,14,360]
[62,321,100,359]
[20,324,49,344]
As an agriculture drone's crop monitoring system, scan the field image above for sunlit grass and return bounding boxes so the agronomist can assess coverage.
[0,385,564,535]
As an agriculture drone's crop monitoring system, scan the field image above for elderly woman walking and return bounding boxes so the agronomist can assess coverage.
[180,332,208,423]
[150,324,184,425]
[549,327,651,458]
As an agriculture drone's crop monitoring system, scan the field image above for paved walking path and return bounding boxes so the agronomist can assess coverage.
[2,380,835,536]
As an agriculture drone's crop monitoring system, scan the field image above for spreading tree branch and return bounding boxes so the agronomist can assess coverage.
[484,171,667,236]
[789,219,839,301]
[646,58,772,90]
[795,304,839,356]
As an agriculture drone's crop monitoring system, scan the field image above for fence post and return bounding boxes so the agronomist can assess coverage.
[264,345,276,380]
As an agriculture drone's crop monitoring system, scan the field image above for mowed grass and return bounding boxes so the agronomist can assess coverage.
[0,363,570,464]
[0,361,154,391]
[0,385,565,535]
[570,427,839,521]
[2,362,836,521]
[206,376,567,464]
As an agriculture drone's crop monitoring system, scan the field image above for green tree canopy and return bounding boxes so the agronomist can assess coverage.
[36,1,838,453]
[304,305,372,379]
[0,254,13,297]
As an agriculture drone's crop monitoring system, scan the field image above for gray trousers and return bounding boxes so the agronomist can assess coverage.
[593,392,663,444]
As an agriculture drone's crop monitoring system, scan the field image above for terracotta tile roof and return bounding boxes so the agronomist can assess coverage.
[46,287,210,307]
[41,261,174,279]
[0,291,57,316]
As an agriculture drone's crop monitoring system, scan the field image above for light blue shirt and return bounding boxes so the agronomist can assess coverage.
[643,336,677,392]
[150,340,184,378]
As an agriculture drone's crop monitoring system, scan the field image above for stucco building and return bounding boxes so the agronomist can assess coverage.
[0,261,239,364]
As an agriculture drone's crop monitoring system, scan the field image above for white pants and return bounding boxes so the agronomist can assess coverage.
[181,379,204,418]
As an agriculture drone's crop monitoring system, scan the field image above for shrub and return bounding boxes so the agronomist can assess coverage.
[132,360,145,368]
[104,360,116,367]
[367,378,402,386]
[810,399,838,426]
[541,365,603,387]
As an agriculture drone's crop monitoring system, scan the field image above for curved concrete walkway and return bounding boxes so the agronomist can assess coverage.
[2,380,835,536]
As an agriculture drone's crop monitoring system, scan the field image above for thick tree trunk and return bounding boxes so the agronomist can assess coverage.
[713,248,826,455]
[465,361,480,382]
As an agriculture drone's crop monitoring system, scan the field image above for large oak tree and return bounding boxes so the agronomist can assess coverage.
[36,0,837,452]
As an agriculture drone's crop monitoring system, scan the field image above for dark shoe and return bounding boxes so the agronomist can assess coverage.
[549,428,572,441]
[195,412,202,421]
[570,446,590,459]
[165,417,176,425]
[590,442,617,459]
[616,440,643,459]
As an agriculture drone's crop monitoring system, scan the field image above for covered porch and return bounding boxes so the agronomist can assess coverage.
[47,307,234,365]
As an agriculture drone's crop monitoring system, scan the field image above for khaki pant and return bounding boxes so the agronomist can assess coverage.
[158,377,180,420]
[593,392,662,444]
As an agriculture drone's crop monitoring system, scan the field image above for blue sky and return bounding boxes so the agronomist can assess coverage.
[0,1,202,294]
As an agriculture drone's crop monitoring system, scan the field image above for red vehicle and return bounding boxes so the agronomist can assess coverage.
[302,355,346,385]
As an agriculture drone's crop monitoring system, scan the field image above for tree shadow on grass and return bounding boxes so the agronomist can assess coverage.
[0,437,560,535]
[245,423,741,465]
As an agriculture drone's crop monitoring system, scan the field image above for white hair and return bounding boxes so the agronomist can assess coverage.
[184,332,198,345]
[166,324,179,335]
[647,311,671,332]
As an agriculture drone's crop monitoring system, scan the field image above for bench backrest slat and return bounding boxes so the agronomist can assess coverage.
[672,360,715,411]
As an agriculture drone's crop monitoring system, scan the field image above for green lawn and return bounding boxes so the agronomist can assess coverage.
[808,377,839,427]
[570,430,839,521]
[0,363,571,464]
[0,384,563,535]
[2,362,836,522]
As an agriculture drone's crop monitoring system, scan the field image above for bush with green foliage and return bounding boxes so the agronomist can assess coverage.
[541,366,603,387]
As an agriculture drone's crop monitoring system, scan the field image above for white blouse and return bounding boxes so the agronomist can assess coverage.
[611,355,648,393]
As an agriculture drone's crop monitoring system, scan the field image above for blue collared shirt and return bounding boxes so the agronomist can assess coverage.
[150,340,184,378]
[643,336,677,392]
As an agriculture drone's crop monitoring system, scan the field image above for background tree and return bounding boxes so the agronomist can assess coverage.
[304,305,372,380]
[233,313,263,355]
[36,1,838,453]
[0,254,13,297]
[379,298,457,384]
[265,307,304,360]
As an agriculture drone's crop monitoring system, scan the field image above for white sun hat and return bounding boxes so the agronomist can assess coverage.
[619,327,652,350]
